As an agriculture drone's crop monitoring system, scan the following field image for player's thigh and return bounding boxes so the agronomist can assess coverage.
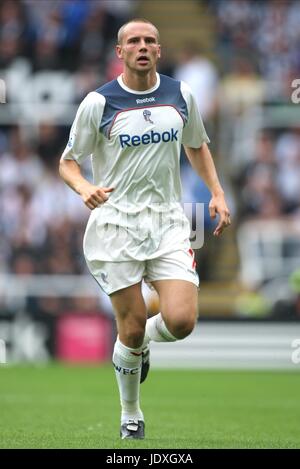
[151,279,198,327]
[110,281,148,347]
[110,281,147,322]
[89,257,147,327]
[146,248,199,331]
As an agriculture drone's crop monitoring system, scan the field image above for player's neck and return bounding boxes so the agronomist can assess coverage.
[121,70,157,92]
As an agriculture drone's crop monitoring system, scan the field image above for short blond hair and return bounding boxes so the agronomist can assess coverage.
[117,18,160,44]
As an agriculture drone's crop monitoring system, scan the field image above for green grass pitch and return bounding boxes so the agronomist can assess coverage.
[0,364,299,449]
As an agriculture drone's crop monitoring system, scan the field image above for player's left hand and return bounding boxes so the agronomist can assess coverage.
[209,194,231,237]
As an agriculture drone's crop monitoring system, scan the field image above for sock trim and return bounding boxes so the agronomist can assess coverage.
[156,315,177,341]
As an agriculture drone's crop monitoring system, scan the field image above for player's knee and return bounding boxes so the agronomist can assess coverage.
[121,323,146,348]
[169,314,196,340]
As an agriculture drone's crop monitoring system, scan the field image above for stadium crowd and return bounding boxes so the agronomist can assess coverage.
[0,0,300,313]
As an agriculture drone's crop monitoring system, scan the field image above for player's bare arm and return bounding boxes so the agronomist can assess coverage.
[59,158,114,210]
[184,143,231,237]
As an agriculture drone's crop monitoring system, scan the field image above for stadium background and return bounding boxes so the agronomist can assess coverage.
[0,0,300,449]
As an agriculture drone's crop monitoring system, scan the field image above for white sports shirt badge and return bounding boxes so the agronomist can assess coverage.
[143,109,154,124]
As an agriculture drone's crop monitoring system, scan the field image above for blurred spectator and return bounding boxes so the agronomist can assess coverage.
[275,130,300,212]
[0,128,44,190]
[213,0,300,101]
[101,0,137,42]
[60,0,91,48]
[0,125,89,278]
[174,41,219,121]
[73,63,103,103]
[220,56,265,114]
[157,47,176,78]
[78,5,105,67]
[0,36,23,69]
[105,52,123,82]
[0,0,35,64]
[36,122,67,169]
[237,129,300,220]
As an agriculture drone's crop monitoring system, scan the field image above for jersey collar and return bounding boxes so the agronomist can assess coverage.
[117,73,160,95]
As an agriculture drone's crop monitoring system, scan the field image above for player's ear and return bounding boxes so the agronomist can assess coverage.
[115,44,122,59]
[157,44,161,59]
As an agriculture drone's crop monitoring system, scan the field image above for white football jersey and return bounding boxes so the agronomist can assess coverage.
[62,73,209,262]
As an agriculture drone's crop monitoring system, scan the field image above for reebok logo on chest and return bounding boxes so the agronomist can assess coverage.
[119,128,178,148]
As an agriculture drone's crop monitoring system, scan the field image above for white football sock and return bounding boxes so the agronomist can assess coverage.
[112,338,144,424]
[143,312,177,347]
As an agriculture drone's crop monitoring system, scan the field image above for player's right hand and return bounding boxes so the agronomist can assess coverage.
[79,183,114,210]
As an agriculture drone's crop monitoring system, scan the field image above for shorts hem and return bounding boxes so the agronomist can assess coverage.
[145,275,199,288]
[105,279,144,296]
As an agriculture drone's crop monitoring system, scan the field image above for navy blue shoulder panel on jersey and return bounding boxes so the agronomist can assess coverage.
[95,74,188,139]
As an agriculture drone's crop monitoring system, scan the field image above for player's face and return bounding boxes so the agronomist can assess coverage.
[116,23,161,73]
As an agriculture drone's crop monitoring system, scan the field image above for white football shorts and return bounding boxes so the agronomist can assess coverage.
[86,246,199,295]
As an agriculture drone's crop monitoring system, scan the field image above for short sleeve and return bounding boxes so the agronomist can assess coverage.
[62,91,105,164]
[180,81,210,148]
